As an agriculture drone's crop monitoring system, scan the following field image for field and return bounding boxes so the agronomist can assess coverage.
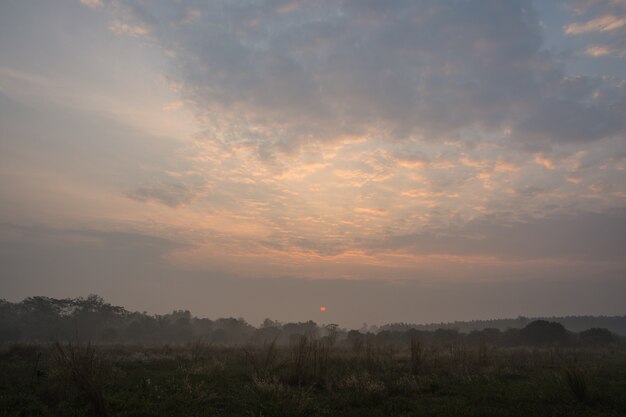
[2,340,626,417]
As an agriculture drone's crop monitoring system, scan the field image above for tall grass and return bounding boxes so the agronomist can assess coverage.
[3,339,621,417]
[563,365,590,404]
[410,336,423,375]
[244,337,279,378]
[288,336,331,386]
[50,341,109,417]
[188,338,209,362]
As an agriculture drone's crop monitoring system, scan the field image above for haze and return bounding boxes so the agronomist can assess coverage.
[1,0,625,328]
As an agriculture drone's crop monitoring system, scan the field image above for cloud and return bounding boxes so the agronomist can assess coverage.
[0,223,189,298]
[3,222,625,326]
[2,0,626,332]
[95,0,626,153]
[565,14,626,34]
[585,45,612,56]
[565,0,626,57]
[80,0,102,9]
[127,180,199,207]
[354,207,387,217]
[362,208,626,262]
[3,0,626,294]
[109,21,151,36]
[534,153,557,169]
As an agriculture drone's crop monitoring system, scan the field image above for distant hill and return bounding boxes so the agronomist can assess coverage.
[379,315,626,336]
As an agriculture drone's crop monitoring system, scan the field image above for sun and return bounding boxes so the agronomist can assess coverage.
[319,306,327,312]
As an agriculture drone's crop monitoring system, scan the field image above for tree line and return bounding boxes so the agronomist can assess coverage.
[0,295,622,347]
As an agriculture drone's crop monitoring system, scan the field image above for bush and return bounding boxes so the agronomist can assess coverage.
[50,341,109,417]
[579,328,617,345]
[521,320,568,346]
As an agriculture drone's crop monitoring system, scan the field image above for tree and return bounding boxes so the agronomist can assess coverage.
[579,328,617,345]
[521,320,568,345]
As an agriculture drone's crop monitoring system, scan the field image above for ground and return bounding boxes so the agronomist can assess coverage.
[1,342,626,417]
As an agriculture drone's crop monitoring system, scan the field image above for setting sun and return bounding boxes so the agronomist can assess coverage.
[319,306,327,312]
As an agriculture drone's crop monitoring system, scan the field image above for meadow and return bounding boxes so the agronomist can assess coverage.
[2,339,626,417]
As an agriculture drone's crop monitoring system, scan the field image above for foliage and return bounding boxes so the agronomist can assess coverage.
[49,341,109,417]
[2,341,626,416]
[0,297,623,352]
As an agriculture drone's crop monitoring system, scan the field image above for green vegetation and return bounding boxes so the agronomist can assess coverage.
[2,339,626,416]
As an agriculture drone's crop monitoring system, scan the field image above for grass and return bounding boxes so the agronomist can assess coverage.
[49,341,109,417]
[563,365,590,404]
[410,336,423,375]
[1,342,625,416]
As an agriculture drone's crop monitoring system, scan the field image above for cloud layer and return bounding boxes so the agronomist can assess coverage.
[0,0,624,323]
[101,0,626,152]
[566,0,626,57]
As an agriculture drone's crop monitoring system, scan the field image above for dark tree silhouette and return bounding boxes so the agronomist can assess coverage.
[579,328,618,345]
[521,320,568,345]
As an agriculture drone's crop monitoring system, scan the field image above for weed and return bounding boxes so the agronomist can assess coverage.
[50,341,109,417]
[410,336,423,375]
[563,365,590,404]
[244,337,279,378]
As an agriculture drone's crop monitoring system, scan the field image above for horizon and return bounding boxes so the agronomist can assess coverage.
[4,294,626,334]
[1,0,626,329]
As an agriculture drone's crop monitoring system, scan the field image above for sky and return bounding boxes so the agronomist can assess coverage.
[1,0,625,328]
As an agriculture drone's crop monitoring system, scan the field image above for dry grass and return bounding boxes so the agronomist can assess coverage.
[50,341,109,417]
[563,365,590,404]
[410,336,423,374]
[2,340,624,416]
[288,336,331,386]
[244,337,279,378]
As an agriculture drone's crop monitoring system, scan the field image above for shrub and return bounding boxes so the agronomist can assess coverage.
[563,366,589,404]
[521,320,568,346]
[579,328,618,345]
[50,341,109,417]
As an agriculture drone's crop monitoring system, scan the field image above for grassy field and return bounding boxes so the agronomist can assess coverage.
[2,340,626,417]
